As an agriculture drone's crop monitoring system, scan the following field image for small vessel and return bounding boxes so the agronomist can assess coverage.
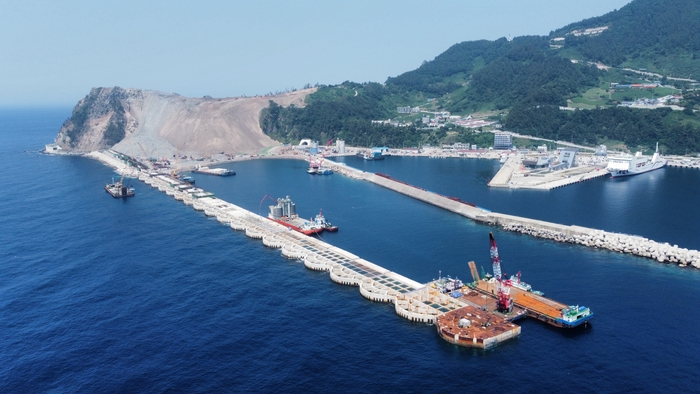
[177,174,195,183]
[606,142,667,177]
[356,151,372,160]
[316,167,333,175]
[307,167,318,175]
[314,209,338,232]
[357,150,384,160]
[557,305,593,328]
[268,196,323,235]
[105,174,135,198]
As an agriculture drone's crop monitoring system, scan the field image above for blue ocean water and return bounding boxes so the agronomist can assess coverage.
[1,108,700,392]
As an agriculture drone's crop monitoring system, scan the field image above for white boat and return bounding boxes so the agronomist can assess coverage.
[606,142,667,178]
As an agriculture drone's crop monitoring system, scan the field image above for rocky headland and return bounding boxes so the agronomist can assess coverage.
[53,87,315,158]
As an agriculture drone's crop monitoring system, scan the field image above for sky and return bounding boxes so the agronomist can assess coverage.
[0,0,633,107]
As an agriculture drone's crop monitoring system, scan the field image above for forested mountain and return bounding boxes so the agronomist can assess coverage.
[261,0,700,155]
[552,0,700,77]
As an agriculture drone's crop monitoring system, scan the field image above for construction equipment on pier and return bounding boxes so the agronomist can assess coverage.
[105,172,135,198]
[490,232,513,313]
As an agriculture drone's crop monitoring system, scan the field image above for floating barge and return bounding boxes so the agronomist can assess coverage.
[268,196,324,235]
[193,166,235,176]
[105,174,135,198]
[105,182,135,198]
[473,280,593,328]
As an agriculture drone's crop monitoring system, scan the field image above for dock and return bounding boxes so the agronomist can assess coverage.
[487,153,609,190]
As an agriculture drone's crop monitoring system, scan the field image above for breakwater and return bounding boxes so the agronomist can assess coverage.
[134,167,481,330]
[499,221,699,267]
[327,160,700,269]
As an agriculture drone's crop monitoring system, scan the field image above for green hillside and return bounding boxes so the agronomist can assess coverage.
[261,0,700,155]
[551,0,700,78]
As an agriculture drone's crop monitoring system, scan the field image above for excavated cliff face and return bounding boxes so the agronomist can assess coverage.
[54,86,314,157]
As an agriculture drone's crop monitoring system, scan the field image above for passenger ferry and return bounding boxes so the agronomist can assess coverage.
[606,142,667,177]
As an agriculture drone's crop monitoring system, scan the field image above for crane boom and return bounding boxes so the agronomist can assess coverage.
[468,261,480,283]
[489,232,502,280]
[489,232,513,313]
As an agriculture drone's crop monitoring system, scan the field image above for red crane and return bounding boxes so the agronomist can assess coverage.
[489,232,513,313]
[318,138,334,167]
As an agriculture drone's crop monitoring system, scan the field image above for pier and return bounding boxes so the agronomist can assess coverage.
[487,153,609,190]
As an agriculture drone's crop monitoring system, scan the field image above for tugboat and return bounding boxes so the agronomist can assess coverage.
[314,209,338,232]
[105,173,135,198]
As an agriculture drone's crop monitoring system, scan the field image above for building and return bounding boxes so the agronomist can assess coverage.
[44,143,63,153]
[336,140,346,154]
[297,139,319,154]
[494,133,512,150]
[558,148,579,169]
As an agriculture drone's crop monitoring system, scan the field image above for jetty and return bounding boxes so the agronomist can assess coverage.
[487,153,609,190]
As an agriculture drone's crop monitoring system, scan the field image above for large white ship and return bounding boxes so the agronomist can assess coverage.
[606,142,667,178]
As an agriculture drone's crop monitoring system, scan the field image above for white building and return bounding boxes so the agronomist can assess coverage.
[494,133,512,150]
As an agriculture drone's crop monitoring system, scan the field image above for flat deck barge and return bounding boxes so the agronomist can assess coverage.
[475,279,593,328]
[192,166,235,176]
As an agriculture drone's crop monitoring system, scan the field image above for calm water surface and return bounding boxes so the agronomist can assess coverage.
[1,108,699,392]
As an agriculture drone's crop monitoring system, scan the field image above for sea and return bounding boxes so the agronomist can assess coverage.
[1,108,699,393]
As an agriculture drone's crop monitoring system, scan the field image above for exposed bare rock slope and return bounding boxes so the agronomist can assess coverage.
[54,87,314,157]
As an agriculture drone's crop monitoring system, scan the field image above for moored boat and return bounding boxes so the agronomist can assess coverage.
[316,167,333,175]
[314,209,338,232]
[268,196,324,235]
[193,166,236,176]
[606,142,667,177]
[105,181,135,198]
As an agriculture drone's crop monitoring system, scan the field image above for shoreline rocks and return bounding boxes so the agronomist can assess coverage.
[500,222,700,268]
